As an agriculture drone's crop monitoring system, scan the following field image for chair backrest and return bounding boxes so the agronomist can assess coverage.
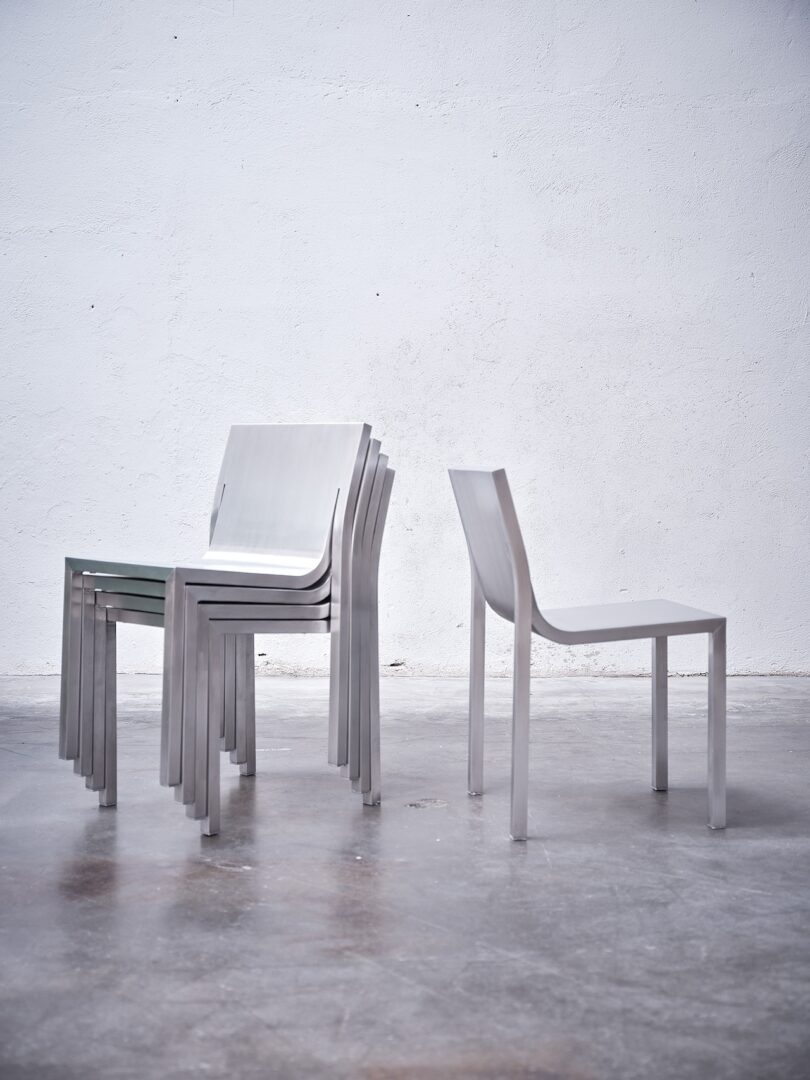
[206,423,371,568]
[448,468,536,624]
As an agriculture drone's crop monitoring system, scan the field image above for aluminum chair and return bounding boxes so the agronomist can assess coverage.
[59,423,378,815]
[165,442,389,829]
[72,440,386,818]
[186,460,394,834]
[168,438,383,808]
[448,468,726,841]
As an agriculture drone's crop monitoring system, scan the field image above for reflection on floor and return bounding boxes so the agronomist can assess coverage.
[1,675,808,1079]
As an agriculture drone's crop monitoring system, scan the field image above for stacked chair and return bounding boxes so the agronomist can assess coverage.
[59,424,394,835]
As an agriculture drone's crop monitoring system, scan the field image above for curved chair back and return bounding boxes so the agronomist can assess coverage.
[448,469,535,624]
[206,423,371,569]
[449,467,566,645]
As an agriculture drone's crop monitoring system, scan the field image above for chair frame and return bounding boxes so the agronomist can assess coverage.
[59,424,393,831]
[186,461,394,834]
[450,468,726,841]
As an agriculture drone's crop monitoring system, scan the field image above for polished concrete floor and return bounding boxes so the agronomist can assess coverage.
[0,675,808,1080]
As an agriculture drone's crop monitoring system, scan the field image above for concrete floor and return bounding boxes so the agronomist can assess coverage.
[0,675,808,1080]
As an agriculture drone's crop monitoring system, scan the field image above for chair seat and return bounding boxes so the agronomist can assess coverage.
[198,551,325,575]
[537,598,724,644]
[67,553,328,587]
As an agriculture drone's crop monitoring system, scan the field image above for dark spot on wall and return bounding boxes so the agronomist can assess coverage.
[389,660,404,667]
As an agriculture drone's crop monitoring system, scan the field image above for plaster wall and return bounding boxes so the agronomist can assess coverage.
[2,0,809,675]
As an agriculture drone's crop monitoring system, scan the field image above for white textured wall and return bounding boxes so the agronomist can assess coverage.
[2,1,809,676]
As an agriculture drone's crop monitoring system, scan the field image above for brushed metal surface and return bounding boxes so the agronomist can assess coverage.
[449,467,727,839]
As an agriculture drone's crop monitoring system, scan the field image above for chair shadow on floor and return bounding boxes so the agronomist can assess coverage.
[467,777,810,840]
[58,812,120,903]
[607,783,810,837]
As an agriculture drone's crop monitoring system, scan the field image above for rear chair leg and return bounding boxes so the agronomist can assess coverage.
[363,594,382,806]
[651,636,668,791]
[222,634,237,751]
[708,623,727,829]
[359,593,372,796]
[468,572,486,796]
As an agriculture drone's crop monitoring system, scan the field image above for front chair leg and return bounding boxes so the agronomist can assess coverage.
[192,609,213,822]
[201,622,222,837]
[239,634,256,777]
[60,562,83,760]
[78,576,96,778]
[468,572,486,796]
[651,636,668,791]
[99,618,117,807]
[510,608,532,841]
[708,622,727,829]
[87,602,108,792]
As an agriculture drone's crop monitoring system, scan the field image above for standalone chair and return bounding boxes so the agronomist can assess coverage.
[448,468,726,841]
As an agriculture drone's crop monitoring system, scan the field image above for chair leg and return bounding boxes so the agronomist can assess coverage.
[88,603,107,791]
[468,573,486,796]
[327,628,339,765]
[208,631,226,749]
[363,600,381,806]
[192,609,212,821]
[161,571,184,788]
[651,636,668,791]
[60,563,82,760]
[510,613,531,841]
[329,622,351,768]
[179,586,199,804]
[708,623,727,829]
[99,619,117,807]
[222,635,237,752]
[348,590,365,785]
[359,585,373,798]
[231,635,249,767]
[239,635,256,777]
[358,584,372,794]
[160,574,174,786]
[201,623,222,836]
[78,577,96,777]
